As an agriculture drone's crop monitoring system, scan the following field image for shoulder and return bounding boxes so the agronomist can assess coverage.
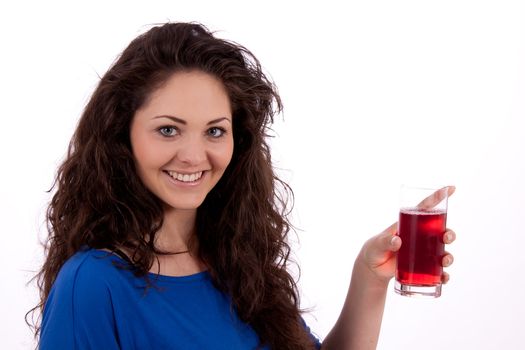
[40,249,124,348]
[53,248,121,294]
[43,248,121,317]
[44,248,131,320]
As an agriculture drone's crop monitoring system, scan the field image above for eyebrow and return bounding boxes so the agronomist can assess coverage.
[153,115,231,125]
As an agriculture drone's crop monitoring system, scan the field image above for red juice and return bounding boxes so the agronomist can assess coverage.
[396,208,447,286]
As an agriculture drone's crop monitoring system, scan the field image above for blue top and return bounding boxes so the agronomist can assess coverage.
[40,248,321,349]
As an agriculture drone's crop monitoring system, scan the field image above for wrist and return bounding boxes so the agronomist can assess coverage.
[353,255,391,290]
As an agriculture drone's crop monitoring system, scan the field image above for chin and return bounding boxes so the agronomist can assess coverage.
[162,198,206,211]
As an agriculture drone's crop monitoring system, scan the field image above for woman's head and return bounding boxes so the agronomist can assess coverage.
[71,22,280,217]
[130,69,234,212]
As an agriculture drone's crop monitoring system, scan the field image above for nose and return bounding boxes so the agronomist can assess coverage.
[175,135,207,166]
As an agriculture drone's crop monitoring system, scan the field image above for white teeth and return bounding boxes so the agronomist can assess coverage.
[167,171,203,183]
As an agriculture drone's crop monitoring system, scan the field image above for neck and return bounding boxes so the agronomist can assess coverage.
[155,208,197,253]
[153,208,207,277]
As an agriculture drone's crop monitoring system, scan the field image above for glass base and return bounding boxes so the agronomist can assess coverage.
[394,281,442,298]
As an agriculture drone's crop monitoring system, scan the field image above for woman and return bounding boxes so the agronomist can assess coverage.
[32,22,456,349]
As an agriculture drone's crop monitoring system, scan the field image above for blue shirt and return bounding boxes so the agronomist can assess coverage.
[40,248,321,349]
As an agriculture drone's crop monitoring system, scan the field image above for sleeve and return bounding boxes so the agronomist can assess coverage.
[301,317,322,350]
[39,254,121,350]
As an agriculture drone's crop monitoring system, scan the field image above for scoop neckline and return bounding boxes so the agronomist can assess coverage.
[91,248,210,283]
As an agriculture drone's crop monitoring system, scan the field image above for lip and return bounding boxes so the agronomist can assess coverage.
[163,170,206,187]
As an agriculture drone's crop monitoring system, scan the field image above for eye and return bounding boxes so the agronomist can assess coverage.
[207,127,226,138]
[158,126,178,137]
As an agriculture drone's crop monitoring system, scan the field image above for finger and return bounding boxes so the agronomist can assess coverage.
[443,229,456,244]
[389,235,402,252]
[441,271,450,284]
[417,186,455,210]
[442,253,454,267]
[380,222,401,251]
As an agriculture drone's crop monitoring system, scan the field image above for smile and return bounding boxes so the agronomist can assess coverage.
[165,170,204,183]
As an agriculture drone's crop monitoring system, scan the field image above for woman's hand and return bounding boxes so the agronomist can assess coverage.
[323,187,456,349]
[357,186,456,285]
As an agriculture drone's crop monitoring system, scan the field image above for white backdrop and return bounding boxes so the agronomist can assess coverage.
[1,1,524,349]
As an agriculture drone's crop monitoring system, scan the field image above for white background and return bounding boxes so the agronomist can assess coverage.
[1,0,523,349]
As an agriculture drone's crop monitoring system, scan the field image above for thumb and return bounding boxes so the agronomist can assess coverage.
[359,222,401,277]
[363,222,400,263]
[379,222,401,253]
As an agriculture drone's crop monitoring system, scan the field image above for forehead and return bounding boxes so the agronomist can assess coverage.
[137,70,232,119]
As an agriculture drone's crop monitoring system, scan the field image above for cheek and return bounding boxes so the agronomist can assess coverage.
[133,139,170,170]
[222,140,235,167]
[133,148,154,170]
[210,141,234,170]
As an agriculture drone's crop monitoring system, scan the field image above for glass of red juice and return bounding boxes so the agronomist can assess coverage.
[395,186,449,298]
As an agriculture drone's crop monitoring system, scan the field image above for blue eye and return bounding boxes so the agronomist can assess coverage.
[158,126,178,137]
[208,127,226,138]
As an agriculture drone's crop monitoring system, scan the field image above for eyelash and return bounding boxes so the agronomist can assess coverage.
[207,127,227,138]
[156,126,227,138]
[158,126,179,137]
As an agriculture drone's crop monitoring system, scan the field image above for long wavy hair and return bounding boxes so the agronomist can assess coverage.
[29,22,316,349]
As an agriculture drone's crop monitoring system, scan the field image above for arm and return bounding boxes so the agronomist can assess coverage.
[322,185,457,350]
[321,225,397,350]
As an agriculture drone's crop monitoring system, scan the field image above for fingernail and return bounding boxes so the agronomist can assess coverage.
[446,232,453,242]
[390,236,398,246]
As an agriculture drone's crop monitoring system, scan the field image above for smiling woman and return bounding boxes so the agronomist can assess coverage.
[30,22,323,350]
[29,22,456,350]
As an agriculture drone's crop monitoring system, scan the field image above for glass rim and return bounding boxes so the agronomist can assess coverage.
[400,184,447,191]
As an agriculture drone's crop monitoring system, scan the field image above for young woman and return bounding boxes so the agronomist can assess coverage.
[32,22,456,349]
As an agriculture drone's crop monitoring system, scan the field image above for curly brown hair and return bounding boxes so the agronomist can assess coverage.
[29,22,317,349]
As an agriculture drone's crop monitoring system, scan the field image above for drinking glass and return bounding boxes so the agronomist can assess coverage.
[394,185,449,298]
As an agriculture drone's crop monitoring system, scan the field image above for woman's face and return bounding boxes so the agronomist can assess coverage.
[130,70,234,212]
